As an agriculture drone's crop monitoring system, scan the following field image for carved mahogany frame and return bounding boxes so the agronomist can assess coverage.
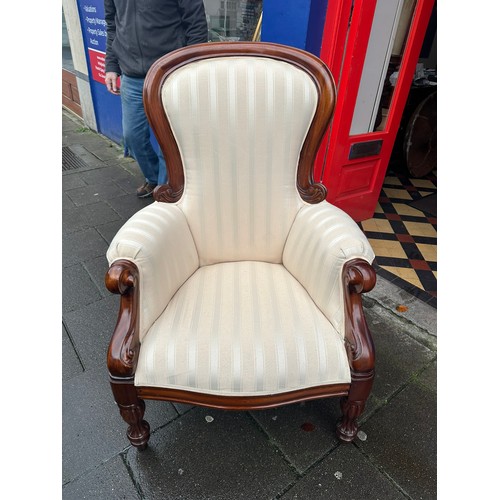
[106,257,376,449]
[143,42,336,204]
[106,43,376,449]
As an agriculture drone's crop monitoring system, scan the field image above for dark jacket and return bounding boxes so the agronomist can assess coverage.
[104,0,208,78]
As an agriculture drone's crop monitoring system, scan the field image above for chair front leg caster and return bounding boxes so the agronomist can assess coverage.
[119,398,151,450]
[336,396,365,442]
[336,373,373,443]
[111,378,151,450]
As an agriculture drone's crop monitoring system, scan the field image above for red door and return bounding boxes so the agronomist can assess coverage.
[315,0,436,221]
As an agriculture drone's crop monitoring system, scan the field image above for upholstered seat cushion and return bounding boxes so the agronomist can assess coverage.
[135,261,351,396]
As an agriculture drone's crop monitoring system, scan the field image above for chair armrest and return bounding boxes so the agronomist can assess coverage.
[106,259,141,378]
[283,201,375,336]
[106,203,199,344]
[342,258,376,374]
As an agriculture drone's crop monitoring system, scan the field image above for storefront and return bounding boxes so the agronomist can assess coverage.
[315,0,436,220]
[62,0,436,220]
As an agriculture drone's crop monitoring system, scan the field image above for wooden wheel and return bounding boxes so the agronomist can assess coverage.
[403,90,437,178]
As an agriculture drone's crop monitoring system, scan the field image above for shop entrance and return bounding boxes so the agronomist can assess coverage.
[315,0,436,221]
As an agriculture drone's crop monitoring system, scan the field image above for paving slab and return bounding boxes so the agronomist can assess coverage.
[65,182,128,207]
[126,408,296,500]
[364,305,436,416]
[62,454,139,500]
[356,381,437,499]
[250,399,341,474]
[63,294,121,372]
[63,205,94,235]
[79,164,140,187]
[63,131,95,147]
[62,227,109,267]
[173,402,195,415]
[105,193,153,220]
[117,157,149,178]
[78,201,123,227]
[82,255,113,297]
[63,263,103,313]
[62,364,178,484]
[112,170,147,194]
[62,192,76,210]
[282,443,407,500]
[62,171,88,190]
[62,322,84,381]
[366,276,437,341]
[61,201,123,236]
[414,359,437,391]
[63,115,81,132]
[96,219,128,246]
[89,143,124,162]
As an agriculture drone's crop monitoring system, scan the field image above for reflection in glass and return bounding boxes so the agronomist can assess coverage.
[375,0,416,131]
[203,0,263,42]
[350,0,419,135]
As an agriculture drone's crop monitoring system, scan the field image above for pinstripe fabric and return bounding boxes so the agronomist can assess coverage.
[106,202,200,340]
[107,55,378,397]
[161,57,318,265]
[283,202,375,336]
[135,261,351,395]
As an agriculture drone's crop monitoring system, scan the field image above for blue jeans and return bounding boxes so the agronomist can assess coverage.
[120,75,167,185]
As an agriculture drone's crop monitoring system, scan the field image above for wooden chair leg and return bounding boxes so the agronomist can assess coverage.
[336,371,374,443]
[110,378,150,450]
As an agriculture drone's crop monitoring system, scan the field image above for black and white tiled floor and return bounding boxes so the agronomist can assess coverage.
[360,169,437,308]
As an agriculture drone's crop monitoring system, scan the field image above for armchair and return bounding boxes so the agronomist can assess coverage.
[105,42,376,450]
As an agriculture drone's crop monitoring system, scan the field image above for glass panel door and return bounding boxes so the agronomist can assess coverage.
[350,0,417,135]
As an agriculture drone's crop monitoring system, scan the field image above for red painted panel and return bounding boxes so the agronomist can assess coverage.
[333,191,378,222]
[336,159,379,198]
[317,0,435,221]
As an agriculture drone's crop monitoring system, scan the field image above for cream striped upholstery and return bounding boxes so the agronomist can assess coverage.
[135,261,351,395]
[283,201,375,335]
[106,203,199,341]
[107,54,376,395]
[161,57,317,265]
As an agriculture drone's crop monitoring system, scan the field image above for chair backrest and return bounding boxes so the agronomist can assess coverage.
[144,42,336,266]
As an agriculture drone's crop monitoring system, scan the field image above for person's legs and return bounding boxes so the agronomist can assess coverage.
[120,75,162,190]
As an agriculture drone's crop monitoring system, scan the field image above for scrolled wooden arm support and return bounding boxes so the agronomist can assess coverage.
[335,259,376,443]
[297,182,327,204]
[342,258,377,374]
[105,259,141,378]
[153,183,184,203]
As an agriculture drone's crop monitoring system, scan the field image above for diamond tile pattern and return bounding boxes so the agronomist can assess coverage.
[361,170,437,308]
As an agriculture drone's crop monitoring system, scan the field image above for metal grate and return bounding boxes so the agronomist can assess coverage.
[62,146,88,171]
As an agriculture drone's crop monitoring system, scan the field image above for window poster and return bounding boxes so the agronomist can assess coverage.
[77,1,108,85]
[77,0,264,84]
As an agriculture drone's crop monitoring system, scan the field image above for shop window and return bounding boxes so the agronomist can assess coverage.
[204,0,263,42]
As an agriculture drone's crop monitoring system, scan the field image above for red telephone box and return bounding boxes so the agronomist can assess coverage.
[315,0,436,221]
